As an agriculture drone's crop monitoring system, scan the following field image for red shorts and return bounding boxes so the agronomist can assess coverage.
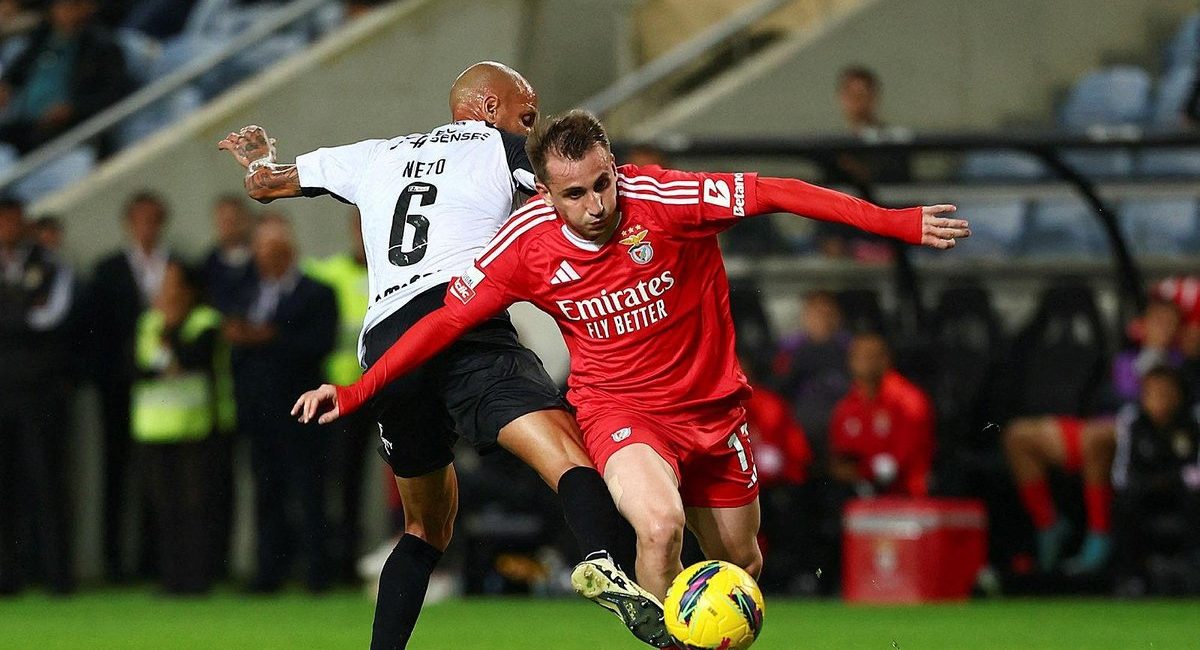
[578,405,760,509]
[1055,416,1084,472]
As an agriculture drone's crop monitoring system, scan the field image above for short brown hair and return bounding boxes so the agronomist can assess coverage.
[525,110,610,181]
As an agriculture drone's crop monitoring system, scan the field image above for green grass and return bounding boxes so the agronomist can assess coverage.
[0,589,1196,649]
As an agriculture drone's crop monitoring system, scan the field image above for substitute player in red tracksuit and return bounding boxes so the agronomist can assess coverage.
[829,333,934,497]
[294,110,969,602]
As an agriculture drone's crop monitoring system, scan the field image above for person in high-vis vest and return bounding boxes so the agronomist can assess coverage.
[303,209,371,582]
[132,261,223,595]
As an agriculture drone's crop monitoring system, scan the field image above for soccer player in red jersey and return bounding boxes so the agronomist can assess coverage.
[294,110,969,601]
[829,333,935,497]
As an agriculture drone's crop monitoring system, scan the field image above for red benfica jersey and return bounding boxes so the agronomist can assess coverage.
[451,165,758,419]
[830,370,934,497]
[337,164,923,423]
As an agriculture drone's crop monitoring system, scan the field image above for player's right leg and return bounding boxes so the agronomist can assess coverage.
[601,442,688,601]
[1003,416,1073,570]
[685,500,764,579]
[371,465,458,650]
[485,388,669,646]
[1064,420,1116,575]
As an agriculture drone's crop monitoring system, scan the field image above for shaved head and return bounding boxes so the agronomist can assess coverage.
[449,61,538,135]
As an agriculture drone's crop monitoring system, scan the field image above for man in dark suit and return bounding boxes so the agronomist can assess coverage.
[0,198,76,594]
[227,214,337,593]
[87,191,173,582]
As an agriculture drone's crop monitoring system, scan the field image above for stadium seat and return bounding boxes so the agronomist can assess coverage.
[1004,283,1108,418]
[1163,12,1200,69]
[940,199,1026,258]
[958,151,1050,181]
[1021,199,1108,256]
[1119,198,1200,256]
[1059,66,1152,129]
[1138,64,1200,176]
[11,147,97,203]
[1060,150,1136,179]
[928,285,1003,447]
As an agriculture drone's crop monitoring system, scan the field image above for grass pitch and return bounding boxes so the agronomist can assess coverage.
[0,589,1195,649]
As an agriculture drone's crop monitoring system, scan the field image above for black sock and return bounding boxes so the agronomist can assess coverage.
[371,534,443,650]
[557,466,629,564]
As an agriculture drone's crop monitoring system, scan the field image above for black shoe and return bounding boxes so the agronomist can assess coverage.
[571,553,674,648]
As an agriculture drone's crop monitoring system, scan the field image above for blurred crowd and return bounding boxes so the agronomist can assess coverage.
[2,184,1197,600]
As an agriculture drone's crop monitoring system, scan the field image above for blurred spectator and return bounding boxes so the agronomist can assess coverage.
[819,66,908,259]
[1000,296,1185,577]
[0,1,41,44]
[132,261,221,595]
[1004,413,1117,575]
[743,375,816,594]
[344,0,387,19]
[1153,275,1200,393]
[88,190,175,582]
[1113,298,1184,403]
[0,0,131,153]
[303,208,370,584]
[0,197,75,595]
[1111,366,1200,595]
[32,214,62,252]
[829,333,934,497]
[227,214,337,593]
[625,144,667,168]
[772,290,851,462]
[200,194,256,315]
[121,0,200,40]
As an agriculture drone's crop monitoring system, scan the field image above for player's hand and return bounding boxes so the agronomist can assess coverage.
[920,204,969,250]
[217,125,276,169]
[291,384,341,425]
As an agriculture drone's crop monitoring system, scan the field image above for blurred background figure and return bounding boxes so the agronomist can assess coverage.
[772,290,851,464]
[200,194,256,315]
[227,214,336,594]
[829,332,934,498]
[741,362,815,595]
[0,196,76,595]
[131,261,222,595]
[87,190,174,583]
[1111,366,1200,595]
[303,208,370,585]
[32,214,63,252]
[0,0,130,153]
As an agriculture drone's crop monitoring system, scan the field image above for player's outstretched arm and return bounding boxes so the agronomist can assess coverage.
[291,299,502,425]
[754,176,969,249]
[217,125,303,203]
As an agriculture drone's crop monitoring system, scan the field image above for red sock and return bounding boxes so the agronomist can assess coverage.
[1084,482,1112,533]
[1018,479,1056,530]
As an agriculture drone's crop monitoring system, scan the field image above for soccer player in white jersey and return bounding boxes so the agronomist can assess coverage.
[218,63,670,649]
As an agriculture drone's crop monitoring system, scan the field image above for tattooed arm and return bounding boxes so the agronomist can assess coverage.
[217,125,303,203]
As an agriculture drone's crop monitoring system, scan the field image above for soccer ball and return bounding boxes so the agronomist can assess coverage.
[663,560,765,650]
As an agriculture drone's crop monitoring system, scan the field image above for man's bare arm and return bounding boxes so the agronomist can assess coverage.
[244,164,302,203]
[217,125,303,203]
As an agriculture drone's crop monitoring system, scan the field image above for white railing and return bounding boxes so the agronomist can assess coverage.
[581,0,794,116]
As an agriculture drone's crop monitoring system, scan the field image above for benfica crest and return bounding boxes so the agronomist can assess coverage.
[619,226,654,265]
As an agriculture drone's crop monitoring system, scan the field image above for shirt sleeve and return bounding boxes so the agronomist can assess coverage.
[627,166,922,244]
[500,131,537,194]
[621,166,758,238]
[294,139,386,205]
[335,233,530,415]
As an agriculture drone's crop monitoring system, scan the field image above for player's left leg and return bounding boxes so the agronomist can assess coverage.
[685,500,764,579]
[1064,419,1116,575]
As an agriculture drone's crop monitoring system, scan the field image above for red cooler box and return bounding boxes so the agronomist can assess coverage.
[842,497,987,603]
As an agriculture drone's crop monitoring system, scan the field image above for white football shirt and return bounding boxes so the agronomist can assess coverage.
[295,120,536,361]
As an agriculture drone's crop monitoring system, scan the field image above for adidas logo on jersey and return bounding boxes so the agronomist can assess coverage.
[549,260,582,285]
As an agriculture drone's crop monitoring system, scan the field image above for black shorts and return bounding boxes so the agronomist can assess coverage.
[361,283,567,478]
